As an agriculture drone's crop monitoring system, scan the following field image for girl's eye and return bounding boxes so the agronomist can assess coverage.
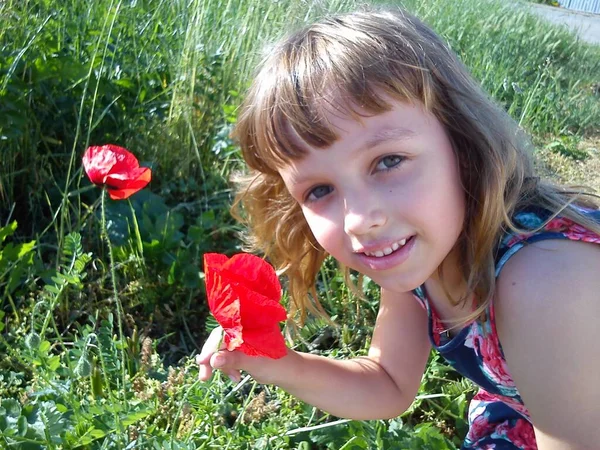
[375,155,404,171]
[306,185,333,202]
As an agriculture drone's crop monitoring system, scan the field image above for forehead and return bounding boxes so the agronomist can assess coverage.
[286,97,428,149]
[263,86,395,169]
[273,91,420,160]
[278,101,435,184]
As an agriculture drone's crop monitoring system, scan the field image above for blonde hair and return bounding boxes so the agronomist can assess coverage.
[231,7,600,327]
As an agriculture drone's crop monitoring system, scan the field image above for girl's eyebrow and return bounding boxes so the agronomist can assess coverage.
[364,126,416,150]
[285,125,416,186]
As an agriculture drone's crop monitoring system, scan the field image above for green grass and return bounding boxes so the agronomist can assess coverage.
[1,0,599,448]
[400,0,600,135]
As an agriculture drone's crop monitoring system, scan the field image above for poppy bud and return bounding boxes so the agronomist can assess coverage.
[25,333,41,351]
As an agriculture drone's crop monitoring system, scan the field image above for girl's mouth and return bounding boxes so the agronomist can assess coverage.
[358,236,416,270]
[363,237,409,257]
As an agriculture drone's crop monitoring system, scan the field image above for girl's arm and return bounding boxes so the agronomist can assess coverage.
[495,238,600,449]
[197,289,431,420]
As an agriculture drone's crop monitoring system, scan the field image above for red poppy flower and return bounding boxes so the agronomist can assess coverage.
[203,252,287,359]
[83,144,151,200]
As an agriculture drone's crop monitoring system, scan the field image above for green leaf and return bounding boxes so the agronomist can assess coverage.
[15,240,35,259]
[0,410,7,432]
[114,78,135,89]
[187,225,205,244]
[1,399,21,419]
[0,221,17,244]
[39,340,51,354]
[44,284,61,295]
[55,404,68,413]
[47,355,61,372]
[17,415,27,436]
[89,428,107,438]
[122,409,151,426]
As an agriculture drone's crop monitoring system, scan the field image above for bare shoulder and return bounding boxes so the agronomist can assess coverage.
[495,239,600,448]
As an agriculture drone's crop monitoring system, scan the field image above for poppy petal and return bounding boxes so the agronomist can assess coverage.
[105,167,152,200]
[204,253,229,308]
[83,146,117,185]
[238,326,287,359]
[223,324,244,351]
[221,253,281,302]
[234,284,287,328]
[104,144,143,173]
[204,254,241,328]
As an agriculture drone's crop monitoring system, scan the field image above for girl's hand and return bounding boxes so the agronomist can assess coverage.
[196,327,239,382]
[196,326,286,384]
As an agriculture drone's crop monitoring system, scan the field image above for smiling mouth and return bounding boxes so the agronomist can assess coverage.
[363,237,413,258]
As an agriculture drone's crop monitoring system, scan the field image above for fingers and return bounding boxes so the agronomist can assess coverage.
[197,327,222,381]
[197,354,213,381]
[210,350,242,382]
[196,327,242,382]
[196,327,223,365]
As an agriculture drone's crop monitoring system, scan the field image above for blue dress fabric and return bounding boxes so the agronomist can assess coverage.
[412,207,600,449]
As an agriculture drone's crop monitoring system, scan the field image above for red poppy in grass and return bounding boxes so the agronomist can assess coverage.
[203,252,288,359]
[83,144,151,200]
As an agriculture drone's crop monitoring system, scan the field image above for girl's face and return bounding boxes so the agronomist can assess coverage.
[278,99,466,294]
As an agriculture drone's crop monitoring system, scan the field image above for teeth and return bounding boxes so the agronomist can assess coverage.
[365,237,409,258]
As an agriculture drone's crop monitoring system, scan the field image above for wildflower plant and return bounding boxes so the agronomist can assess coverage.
[82,144,152,402]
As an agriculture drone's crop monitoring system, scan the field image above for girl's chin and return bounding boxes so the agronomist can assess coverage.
[368,271,427,294]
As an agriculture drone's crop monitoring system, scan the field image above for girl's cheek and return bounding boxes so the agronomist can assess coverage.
[303,211,338,250]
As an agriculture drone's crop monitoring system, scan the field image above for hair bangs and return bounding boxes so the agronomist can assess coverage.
[237,15,438,174]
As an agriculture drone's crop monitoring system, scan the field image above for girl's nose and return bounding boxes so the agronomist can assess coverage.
[343,194,387,236]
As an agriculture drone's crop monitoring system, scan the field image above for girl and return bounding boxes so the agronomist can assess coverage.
[196,8,600,449]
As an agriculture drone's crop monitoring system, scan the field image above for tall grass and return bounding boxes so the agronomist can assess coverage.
[400,0,600,135]
[0,0,357,234]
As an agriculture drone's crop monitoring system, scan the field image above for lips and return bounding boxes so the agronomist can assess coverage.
[356,236,416,271]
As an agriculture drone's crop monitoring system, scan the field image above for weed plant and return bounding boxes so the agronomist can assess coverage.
[1,0,599,448]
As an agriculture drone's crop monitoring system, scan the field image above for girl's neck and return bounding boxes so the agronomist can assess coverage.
[423,246,475,330]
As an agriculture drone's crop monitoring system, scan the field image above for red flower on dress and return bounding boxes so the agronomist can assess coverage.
[506,419,537,449]
[203,253,287,359]
[465,325,514,388]
[496,419,537,449]
[546,217,600,244]
[478,331,515,387]
[83,144,152,200]
[466,412,496,443]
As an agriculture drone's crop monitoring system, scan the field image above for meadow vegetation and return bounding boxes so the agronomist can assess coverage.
[0,0,599,448]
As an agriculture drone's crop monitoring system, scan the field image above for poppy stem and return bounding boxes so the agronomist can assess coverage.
[100,189,128,409]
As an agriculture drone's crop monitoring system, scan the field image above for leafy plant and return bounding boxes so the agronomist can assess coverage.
[545,135,589,160]
[0,222,35,320]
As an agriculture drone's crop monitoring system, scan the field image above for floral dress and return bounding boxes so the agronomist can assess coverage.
[413,207,600,449]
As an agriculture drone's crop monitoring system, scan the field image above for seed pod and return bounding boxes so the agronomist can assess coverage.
[25,333,41,351]
[75,354,92,377]
[91,364,104,398]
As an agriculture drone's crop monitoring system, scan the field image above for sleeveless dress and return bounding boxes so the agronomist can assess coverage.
[412,207,600,449]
